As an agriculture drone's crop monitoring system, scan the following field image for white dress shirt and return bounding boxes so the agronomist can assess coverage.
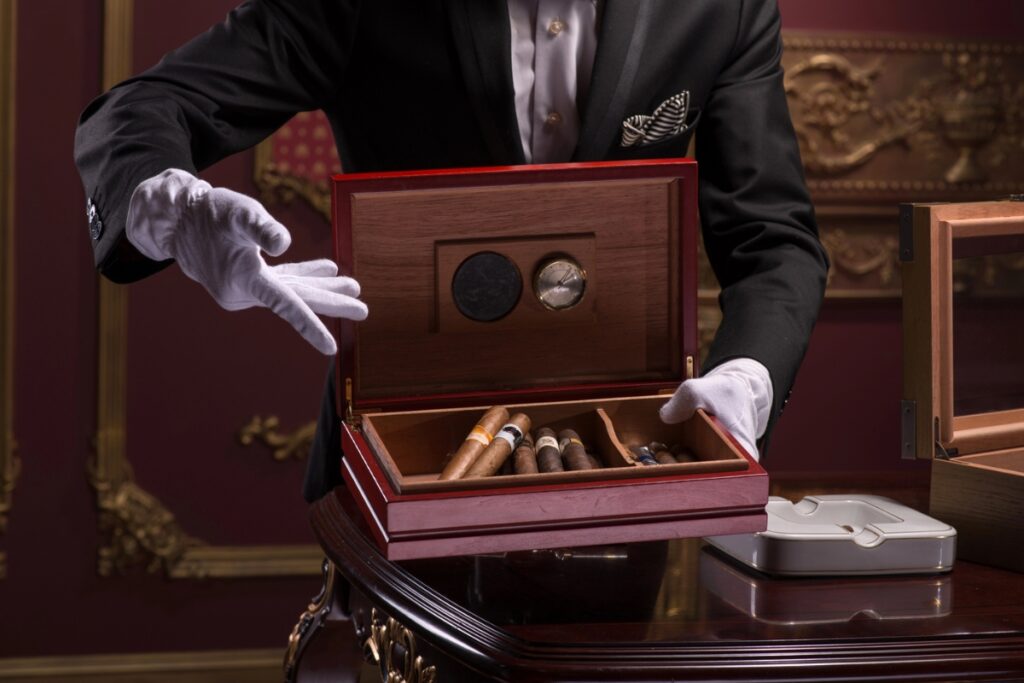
[508,0,598,163]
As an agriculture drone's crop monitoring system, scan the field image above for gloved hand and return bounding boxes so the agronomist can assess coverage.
[127,168,367,355]
[659,357,773,460]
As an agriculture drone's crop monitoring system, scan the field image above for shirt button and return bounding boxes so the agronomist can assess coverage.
[545,111,563,126]
[548,18,566,36]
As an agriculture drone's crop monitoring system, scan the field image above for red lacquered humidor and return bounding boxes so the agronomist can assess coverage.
[331,160,767,560]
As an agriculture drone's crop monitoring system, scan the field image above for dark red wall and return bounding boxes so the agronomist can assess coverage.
[778,0,1024,38]
[1,0,1020,662]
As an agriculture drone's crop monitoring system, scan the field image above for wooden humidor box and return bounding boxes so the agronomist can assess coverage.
[902,201,1024,572]
[332,161,768,560]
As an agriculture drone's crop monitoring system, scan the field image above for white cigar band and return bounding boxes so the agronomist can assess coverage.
[535,435,559,451]
[495,424,524,450]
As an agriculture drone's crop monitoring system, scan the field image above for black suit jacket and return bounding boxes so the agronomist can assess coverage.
[75,0,829,501]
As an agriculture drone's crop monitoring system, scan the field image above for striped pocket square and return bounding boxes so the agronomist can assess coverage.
[621,91,691,147]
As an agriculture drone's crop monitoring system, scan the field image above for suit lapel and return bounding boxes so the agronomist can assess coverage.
[445,0,525,165]
[573,0,652,161]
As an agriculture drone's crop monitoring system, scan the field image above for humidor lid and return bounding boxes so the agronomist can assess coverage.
[901,200,1024,459]
[332,160,698,414]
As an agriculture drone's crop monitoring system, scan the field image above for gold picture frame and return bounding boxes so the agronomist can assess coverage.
[0,0,20,580]
[90,0,320,580]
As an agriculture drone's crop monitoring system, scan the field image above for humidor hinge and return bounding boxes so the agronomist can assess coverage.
[934,442,956,460]
[685,355,695,380]
[344,377,356,428]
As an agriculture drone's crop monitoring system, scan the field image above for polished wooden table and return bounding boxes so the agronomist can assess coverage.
[287,478,1024,682]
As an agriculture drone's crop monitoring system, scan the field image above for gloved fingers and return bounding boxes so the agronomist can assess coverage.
[659,382,703,424]
[716,412,759,459]
[733,435,759,460]
[219,190,292,257]
[280,274,361,298]
[288,282,369,321]
[271,259,339,278]
[250,271,338,355]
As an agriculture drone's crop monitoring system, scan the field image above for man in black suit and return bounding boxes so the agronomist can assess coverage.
[75,0,829,500]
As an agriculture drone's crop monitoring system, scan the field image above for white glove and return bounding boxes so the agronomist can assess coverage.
[658,357,773,460]
[127,168,367,355]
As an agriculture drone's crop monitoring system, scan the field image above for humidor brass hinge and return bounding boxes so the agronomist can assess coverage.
[344,377,356,428]
[685,355,695,380]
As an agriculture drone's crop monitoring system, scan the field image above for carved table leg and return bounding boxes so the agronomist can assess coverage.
[284,558,339,682]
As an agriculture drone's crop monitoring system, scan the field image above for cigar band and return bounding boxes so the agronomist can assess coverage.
[558,437,584,452]
[495,424,524,450]
[535,435,559,451]
[467,425,493,446]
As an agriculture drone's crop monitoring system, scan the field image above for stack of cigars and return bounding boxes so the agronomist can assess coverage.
[438,406,697,481]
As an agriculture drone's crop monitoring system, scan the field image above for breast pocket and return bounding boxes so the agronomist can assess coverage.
[609,108,702,161]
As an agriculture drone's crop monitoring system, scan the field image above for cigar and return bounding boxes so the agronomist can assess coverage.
[559,429,595,471]
[439,406,509,480]
[535,427,564,473]
[649,442,677,464]
[654,450,678,465]
[513,433,539,474]
[670,443,698,463]
[464,413,532,477]
[629,445,658,466]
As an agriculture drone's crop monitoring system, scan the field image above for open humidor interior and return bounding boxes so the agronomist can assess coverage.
[358,394,749,494]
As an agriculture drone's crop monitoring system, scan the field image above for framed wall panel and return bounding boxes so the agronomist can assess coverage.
[0,0,20,580]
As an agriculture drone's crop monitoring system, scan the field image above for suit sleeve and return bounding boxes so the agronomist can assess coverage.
[696,0,829,443]
[74,0,359,283]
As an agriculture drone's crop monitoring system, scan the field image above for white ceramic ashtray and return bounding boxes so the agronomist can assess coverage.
[704,494,957,576]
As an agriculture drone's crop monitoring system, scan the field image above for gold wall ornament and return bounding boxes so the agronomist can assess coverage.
[361,608,438,683]
[92,0,321,582]
[782,34,1024,199]
[283,559,336,682]
[89,460,201,576]
[0,0,18,577]
[784,53,916,176]
[239,415,316,462]
[819,228,900,288]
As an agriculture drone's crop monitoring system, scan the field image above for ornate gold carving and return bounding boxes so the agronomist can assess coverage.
[361,608,438,683]
[952,251,1024,296]
[239,415,316,462]
[819,228,900,289]
[0,0,18,577]
[89,459,201,576]
[785,53,915,176]
[782,33,1024,196]
[284,559,336,682]
[937,52,1017,184]
[93,0,321,581]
